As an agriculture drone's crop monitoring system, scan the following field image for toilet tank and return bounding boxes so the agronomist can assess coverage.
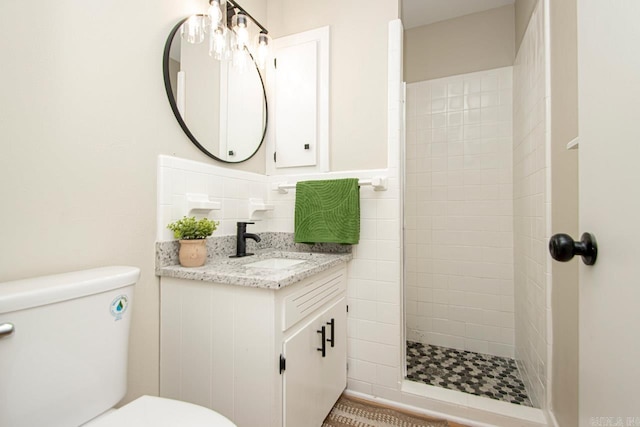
[0,266,140,427]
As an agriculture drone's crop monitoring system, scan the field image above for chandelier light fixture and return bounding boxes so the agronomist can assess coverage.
[181,0,271,69]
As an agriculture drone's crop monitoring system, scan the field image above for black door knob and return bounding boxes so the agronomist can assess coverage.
[549,232,598,265]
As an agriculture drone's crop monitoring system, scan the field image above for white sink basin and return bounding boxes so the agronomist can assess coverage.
[244,258,306,270]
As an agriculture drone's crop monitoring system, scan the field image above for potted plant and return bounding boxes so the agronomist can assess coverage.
[167,216,219,267]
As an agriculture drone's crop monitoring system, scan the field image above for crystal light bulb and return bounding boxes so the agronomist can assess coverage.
[181,15,205,44]
[207,0,222,24]
[209,25,227,60]
[236,27,248,48]
[255,33,271,69]
[233,47,248,73]
[232,13,249,49]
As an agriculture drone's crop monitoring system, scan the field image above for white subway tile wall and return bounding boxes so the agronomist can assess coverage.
[405,67,515,358]
[156,155,270,241]
[513,0,550,410]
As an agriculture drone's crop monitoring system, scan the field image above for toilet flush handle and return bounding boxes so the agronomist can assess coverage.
[0,323,14,338]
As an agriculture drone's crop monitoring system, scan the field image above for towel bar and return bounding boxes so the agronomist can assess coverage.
[273,177,388,194]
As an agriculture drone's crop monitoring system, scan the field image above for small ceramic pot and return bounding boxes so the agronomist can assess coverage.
[178,239,207,267]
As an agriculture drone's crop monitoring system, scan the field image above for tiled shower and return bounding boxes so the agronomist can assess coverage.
[405,66,515,358]
[403,0,550,409]
[404,66,527,405]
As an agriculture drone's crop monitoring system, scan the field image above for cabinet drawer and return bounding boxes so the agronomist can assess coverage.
[282,268,345,331]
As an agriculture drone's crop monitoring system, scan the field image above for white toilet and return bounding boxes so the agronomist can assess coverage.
[0,266,236,427]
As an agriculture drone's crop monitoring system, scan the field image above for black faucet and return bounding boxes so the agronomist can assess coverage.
[231,222,261,258]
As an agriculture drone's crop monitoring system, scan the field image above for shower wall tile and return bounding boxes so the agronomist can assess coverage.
[512,0,550,410]
[405,66,515,358]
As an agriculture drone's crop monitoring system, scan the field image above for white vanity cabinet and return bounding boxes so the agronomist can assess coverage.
[160,263,347,427]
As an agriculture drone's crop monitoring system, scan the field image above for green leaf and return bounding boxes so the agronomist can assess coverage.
[166,216,219,240]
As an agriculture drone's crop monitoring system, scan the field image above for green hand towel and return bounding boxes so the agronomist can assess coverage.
[294,178,360,244]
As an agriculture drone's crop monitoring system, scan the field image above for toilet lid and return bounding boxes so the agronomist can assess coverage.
[88,395,236,427]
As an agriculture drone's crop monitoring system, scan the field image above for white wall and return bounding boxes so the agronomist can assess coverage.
[405,67,515,358]
[512,0,550,410]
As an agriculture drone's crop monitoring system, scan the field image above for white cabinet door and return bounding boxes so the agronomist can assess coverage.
[316,298,347,420]
[268,26,330,175]
[283,297,346,427]
[274,40,317,168]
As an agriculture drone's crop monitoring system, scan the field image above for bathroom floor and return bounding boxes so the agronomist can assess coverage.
[406,341,533,407]
[324,394,469,427]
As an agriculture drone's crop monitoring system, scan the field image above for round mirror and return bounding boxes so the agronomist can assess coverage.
[163,17,268,163]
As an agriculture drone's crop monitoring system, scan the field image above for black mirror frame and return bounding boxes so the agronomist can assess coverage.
[162,16,268,163]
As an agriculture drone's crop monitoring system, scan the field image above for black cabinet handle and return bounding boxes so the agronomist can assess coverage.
[317,326,326,357]
[326,318,335,348]
[549,232,598,265]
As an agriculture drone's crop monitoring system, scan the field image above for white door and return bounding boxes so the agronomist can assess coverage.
[578,1,640,423]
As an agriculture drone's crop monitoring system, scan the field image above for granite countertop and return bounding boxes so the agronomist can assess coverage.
[158,248,352,290]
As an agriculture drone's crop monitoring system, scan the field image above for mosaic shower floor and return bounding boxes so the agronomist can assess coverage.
[406,341,533,407]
